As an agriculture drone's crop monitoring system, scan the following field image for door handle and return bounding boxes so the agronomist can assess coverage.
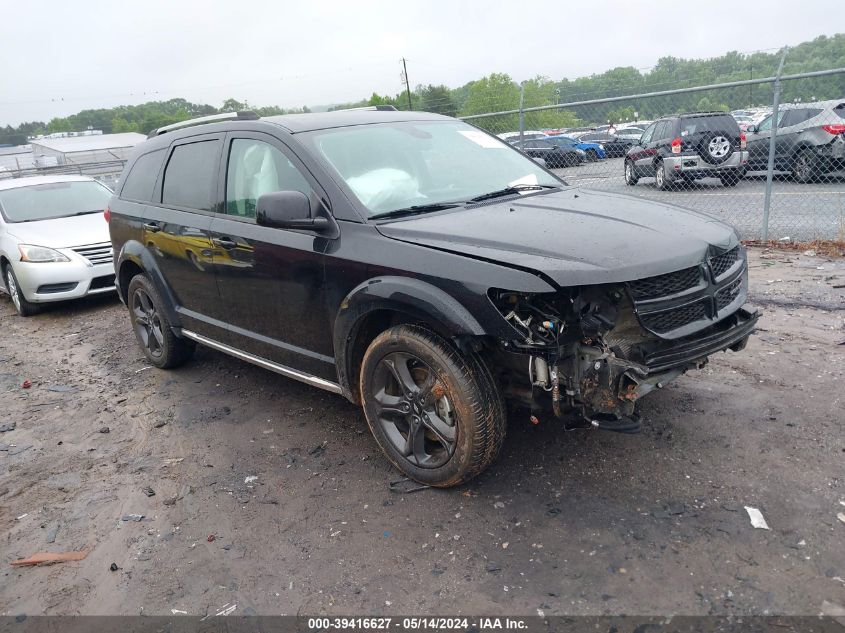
[212,237,237,249]
[143,222,161,233]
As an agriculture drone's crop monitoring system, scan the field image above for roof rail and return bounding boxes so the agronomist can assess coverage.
[332,105,398,113]
[148,111,260,138]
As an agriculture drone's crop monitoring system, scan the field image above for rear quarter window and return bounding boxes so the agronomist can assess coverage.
[680,115,739,136]
[161,140,222,211]
[120,149,164,202]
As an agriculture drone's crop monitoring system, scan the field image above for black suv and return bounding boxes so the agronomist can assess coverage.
[109,109,758,487]
[624,112,749,189]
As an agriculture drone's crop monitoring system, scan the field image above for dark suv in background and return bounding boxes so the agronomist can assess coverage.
[624,112,749,189]
[109,108,758,487]
[745,99,845,182]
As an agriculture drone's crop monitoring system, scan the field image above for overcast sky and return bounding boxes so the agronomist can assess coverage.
[0,0,839,127]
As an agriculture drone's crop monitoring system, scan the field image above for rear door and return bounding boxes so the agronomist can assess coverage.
[146,133,227,336]
[208,132,335,379]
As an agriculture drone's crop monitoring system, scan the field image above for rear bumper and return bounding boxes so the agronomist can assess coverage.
[664,150,749,177]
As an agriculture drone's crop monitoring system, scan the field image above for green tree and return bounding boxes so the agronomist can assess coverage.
[416,84,457,116]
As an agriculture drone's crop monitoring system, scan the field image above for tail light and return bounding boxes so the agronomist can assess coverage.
[104,206,111,223]
[671,137,682,154]
[821,124,845,135]
[740,132,747,149]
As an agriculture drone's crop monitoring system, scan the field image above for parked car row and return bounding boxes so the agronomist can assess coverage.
[2,107,760,488]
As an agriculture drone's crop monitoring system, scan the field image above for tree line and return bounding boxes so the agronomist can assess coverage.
[2,33,843,145]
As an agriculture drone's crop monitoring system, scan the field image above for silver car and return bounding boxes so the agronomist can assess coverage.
[0,175,116,316]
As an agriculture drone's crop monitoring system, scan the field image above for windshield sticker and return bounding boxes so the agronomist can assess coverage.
[458,130,506,148]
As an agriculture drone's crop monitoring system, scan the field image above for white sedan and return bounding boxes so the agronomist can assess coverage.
[0,175,116,316]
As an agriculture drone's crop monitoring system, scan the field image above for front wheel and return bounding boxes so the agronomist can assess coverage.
[4,265,40,317]
[127,274,195,369]
[360,325,506,487]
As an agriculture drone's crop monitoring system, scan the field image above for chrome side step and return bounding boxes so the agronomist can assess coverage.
[180,329,343,395]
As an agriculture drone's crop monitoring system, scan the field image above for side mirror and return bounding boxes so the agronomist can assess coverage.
[532,157,547,168]
[256,190,328,230]
[747,125,757,133]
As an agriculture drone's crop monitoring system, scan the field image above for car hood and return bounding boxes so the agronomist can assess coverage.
[375,187,738,287]
[5,213,110,249]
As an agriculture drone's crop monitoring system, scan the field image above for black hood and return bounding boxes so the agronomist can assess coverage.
[375,187,738,288]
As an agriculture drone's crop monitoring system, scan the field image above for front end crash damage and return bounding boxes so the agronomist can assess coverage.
[487,250,759,431]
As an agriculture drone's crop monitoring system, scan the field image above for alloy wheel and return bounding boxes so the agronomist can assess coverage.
[6,269,21,313]
[655,164,665,189]
[708,135,731,159]
[132,288,165,359]
[794,153,811,182]
[370,352,457,469]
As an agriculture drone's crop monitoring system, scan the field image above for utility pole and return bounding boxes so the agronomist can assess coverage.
[402,58,413,111]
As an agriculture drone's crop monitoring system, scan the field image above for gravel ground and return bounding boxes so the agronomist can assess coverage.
[0,248,843,617]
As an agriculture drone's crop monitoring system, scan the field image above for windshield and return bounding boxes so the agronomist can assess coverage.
[300,120,561,216]
[0,180,112,223]
[547,136,578,146]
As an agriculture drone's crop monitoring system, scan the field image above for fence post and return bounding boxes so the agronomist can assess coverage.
[518,82,525,150]
[761,47,788,242]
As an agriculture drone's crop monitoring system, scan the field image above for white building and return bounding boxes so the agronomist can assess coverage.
[29,132,147,166]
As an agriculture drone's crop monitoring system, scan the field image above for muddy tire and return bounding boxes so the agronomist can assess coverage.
[4,264,40,317]
[360,324,506,487]
[127,274,195,369]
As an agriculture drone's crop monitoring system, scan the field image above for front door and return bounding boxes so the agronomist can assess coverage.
[209,133,336,380]
[146,133,227,337]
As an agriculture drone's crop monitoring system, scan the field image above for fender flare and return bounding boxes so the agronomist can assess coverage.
[333,276,486,399]
[116,240,182,329]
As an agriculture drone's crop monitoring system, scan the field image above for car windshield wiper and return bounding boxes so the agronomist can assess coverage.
[74,210,104,216]
[468,184,559,203]
[369,201,465,220]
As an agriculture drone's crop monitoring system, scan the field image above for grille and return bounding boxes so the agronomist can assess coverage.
[71,242,113,266]
[628,265,702,300]
[709,246,739,278]
[716,276,743,311]
[639,301,709,334]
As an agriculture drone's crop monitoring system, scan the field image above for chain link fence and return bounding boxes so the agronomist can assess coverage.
[461,67,845,242]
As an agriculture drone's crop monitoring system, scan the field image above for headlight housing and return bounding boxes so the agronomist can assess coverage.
[18,244,70,263]
[576,149,586,156]
[598,144,605,150]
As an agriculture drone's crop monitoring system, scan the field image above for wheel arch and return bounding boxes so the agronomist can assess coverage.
[334,276,487,404]
[116,240,182,328]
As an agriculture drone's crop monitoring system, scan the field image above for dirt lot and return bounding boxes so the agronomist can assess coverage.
[1,248,843,617]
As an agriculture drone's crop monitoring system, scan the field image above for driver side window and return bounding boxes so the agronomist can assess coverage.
[225,139,312,218]
[756,111,785,133]
[639,123,656,144]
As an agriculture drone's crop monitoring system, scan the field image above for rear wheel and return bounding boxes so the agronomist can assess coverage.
[720,170,742,187]
[654,160,669,190]
[792,148,818,183]
[624,160,639,186]
[127,274,195,369]
[360,325,506,487]
[585,149,598,162]
[4,265,40,317]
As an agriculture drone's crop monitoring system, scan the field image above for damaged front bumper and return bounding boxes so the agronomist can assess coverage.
[492,289,759,427]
